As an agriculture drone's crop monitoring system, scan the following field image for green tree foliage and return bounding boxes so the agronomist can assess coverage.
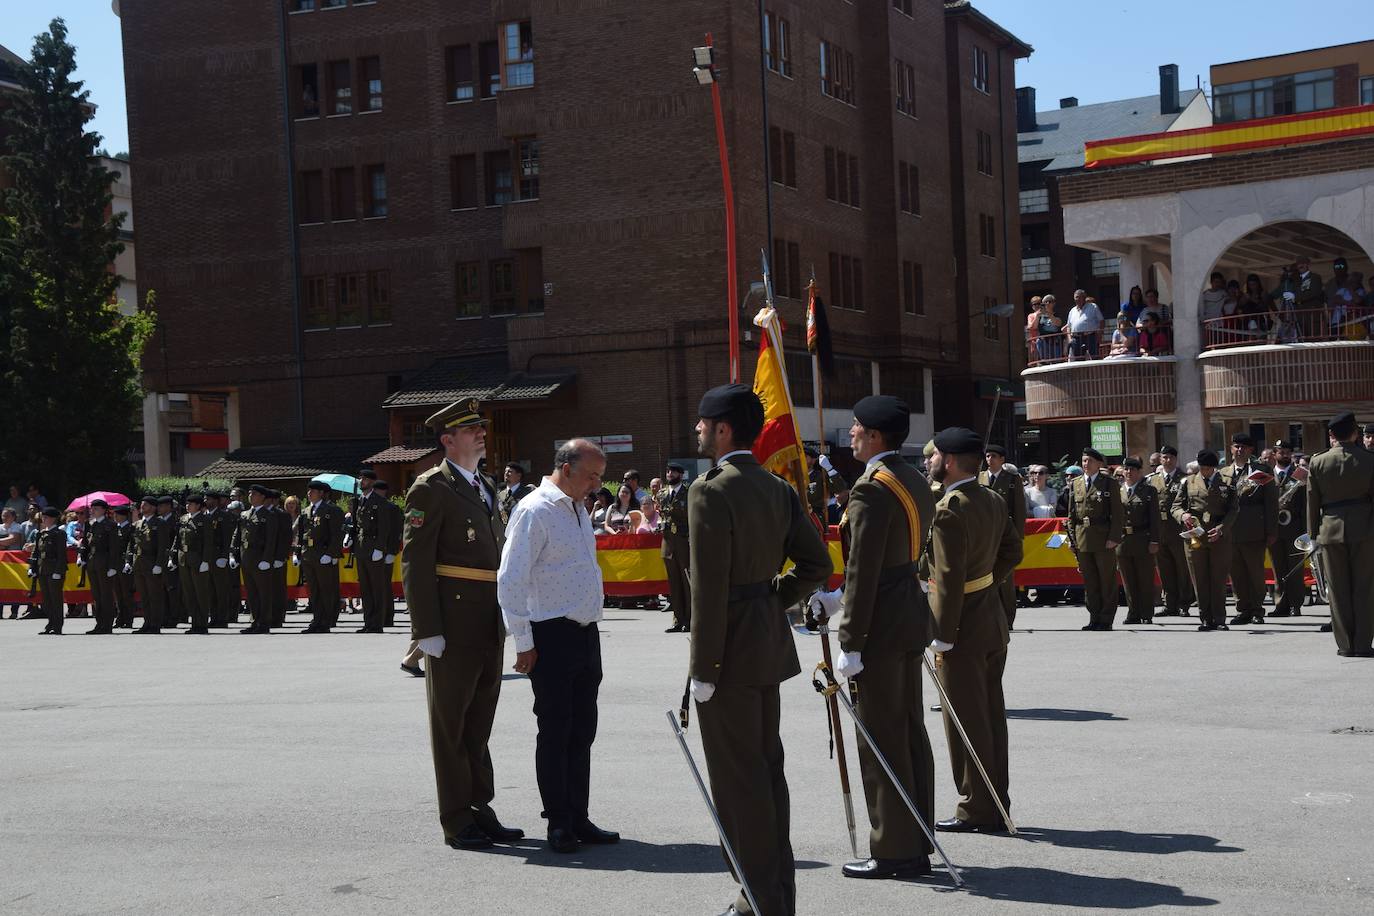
[0,19,155,501]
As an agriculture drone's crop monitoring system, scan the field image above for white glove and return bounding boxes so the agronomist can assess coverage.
[258,560,271,571]
[152,565,163,575]
[343,535,353,549]
[418,635,446,658]
[836,649,864,679]
[290,556,299,567]
[371,549,383,562]
[690,678,716,704]
[215,558,228,569]
[198,561,209,573]
[77,557,87,567]
[51,572,62,580]
[919,579,931,594]
[273,559,285,569]
[122,563,132,575]
[229,556,239,569]
[808,587,843,619]
[818,453,834,472]
[320,554,333,566]
[930,638,954,653]
[106,568,116,578]
[384,554,395,564]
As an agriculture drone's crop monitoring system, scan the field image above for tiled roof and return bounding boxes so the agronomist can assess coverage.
[1018,89,1207,172]
[382,356,574,409]
[491,371,574,402]
[363,445,439,465]
[198,440,386,482]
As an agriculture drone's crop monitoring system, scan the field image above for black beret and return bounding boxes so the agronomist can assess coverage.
[358,469,378,480]
[1160,445,1178,456]
[1123,456,1143,469]
[803,444,819,458]
[112,504,132,515]
[1272,439,1292,449]
[1231,432,1254,447]
[306,480,331,492]
[89,498,108,508]
[269,489,284,500]
[156,495,175,505]
[1197,450,1220,467]
[1363,423,1374,435]
[933,426,983,455]
[854,395,910,437]
[984,444,1007,457]
[185,493,204,505]
[698,383,761,422]
[1082,447,1106,463]
[666,462,685,472]
[140,496,158,507]
[1329,411,1355,428]
[373,480,390,490]
[41,506,61,518]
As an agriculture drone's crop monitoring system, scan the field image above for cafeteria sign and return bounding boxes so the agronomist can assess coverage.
[1089,420,1125,458]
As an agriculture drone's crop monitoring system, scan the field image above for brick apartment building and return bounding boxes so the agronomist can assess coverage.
[118,0,1028,489]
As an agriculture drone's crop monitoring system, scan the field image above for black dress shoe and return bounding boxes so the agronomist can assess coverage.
[39,628,54,635]
[1197,624,1215,631]
[133,627,160,634]
[445,823,494,850]
[471,805,524,842]
[547,826,579,853]
[842,855,931,879]
[665,624,686,633]
[573,819,620,844]
[1216,624,1230,630]
[1122,617,1142,625]
[85,627,113,635]
[1081,624,1096,631]
[936,816,1006,833]
[1319,624,1333,633]
[1230,613,1257,625]
[1269,609,1293,617]
[401,663,425,678]
[186,627,210,634]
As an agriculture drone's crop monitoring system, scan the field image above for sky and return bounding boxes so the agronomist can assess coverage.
[0,1,1370,158]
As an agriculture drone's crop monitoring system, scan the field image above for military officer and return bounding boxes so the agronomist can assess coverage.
[1269,441,1309,617]
[111,504,138,628]
[1306,412,1374,656]
[1172,450,1240,631]
[1117,458,1161,624]
[270,490,293,626]
[927,427,1022,833]
[157,495,184,627]
[236,484,279,633]
[1363,422,1374,453]
[1221,433,1278,626]
[805,444,849,524]
[1147,445,1194,617]
[814,395,937,880]
[1066,448,1125,630]
[373,480,403,627]
[497,462,534,520]
[204,491,237,627]
[33,507,68,635]
[979,444,1027,629]
[83,498,119,634]
[403,397,524,850]
[352,469,393,633]
[175,492,214,634]
[659,461,691,633]
[129,496,170,633]
[301,481,345,633]
[688,384,831,916]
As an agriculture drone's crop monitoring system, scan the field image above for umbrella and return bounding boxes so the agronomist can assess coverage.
[67,491,133,512]
[309,473,358,494]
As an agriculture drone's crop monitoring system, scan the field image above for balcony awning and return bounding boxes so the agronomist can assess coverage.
[381,356,575,411]
[198,440,388,483]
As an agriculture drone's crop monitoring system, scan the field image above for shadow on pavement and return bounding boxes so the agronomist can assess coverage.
[1006,708,1126,722]
[475,838,828,873]
[1014,826,1243,855]
[956,866,1219,908]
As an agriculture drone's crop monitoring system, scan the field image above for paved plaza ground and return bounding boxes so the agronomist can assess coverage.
[2,600,1372,915]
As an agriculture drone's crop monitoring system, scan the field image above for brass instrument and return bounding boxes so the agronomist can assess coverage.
[1293,534,1328,602]
[1276,473,1304,528]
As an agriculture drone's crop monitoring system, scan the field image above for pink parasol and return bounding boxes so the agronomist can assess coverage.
[66,491,133,512]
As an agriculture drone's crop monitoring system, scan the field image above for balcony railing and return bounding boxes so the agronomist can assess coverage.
[1200,339,1374,410]
[1023,354,1177,422]
[1026,326,1174,367]
[1201,306,1372,350]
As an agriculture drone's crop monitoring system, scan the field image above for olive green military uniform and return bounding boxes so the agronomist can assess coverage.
[301,498,346,631]
[497,481,533,522]
[85,515,119,632]
[113,518,138,627]
[689,454,831,916]
[979,467,1027,628]
[175,509,215,631]
[33,526,68,633]
[208,506,239,626]
[930,480,1022,826]
[380,496,403,626]
[808,461,848,521]
[1147,466,1194,615]
[237,505,280,630]
[1306,442,1374,654]
[1067,472,1125,628]
[354,488,398,631]
[403,459,508,844]
[1220,459,1278,622]
[162,511,185,626]
[836,455,937,860]
[129,513,171,632]
[1117,480,1161,623]
[272,504,293,626]
[659,480,691,629]
[1270,465,1308,616]
[1171,471,1240,627]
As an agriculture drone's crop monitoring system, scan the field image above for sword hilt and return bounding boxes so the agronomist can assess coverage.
[812,661,840,698]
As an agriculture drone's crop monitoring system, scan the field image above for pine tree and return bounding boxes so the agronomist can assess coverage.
[0,18,154,501]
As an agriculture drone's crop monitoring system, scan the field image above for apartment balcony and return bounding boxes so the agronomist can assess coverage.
[1199,340,1374,415]
[1023,348,1177,422]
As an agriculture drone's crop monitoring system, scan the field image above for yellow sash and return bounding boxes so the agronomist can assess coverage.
[871,468,923,564]
[436,563,497,582]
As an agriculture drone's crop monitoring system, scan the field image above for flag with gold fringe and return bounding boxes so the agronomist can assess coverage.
[750,306,807,487]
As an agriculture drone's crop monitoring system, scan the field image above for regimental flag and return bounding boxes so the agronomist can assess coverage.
[805,278,834,378]
[751,307,807,487]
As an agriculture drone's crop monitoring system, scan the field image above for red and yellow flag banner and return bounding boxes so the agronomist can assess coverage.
[1085,103,1374,169]
[750,306,807,486]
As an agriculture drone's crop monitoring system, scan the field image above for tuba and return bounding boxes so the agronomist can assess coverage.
[1293,534,1329,603]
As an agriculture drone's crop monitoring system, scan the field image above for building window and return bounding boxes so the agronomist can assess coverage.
[777,17,792,78]
[892,0,913,15]
[824,147,859,207]
[820,40,855,105]
[902,261,923,315]
[479,41,500,97]
[360,56,382,111]
[291,1,317,11]
[828,252,863,311]
[336,273,364,326]
[972,45,990,94]
[331,167,355,221]
[769,127,796,188]
[302,275,328,329]
[976,129,993,176]
[490,260,516,315]
[764,12,793,78]
[894,59,916,116]
[978,213,996,257]
[982,296,1000,340]
[515,138,540,201]
[328,59,352,115]
[450,154,477,209]
[501,21,534,89]
[763,11,775,72]
[1214,69,1337,122]
[298,170,324,224]
[1091,251,1121,277]
[295,64,320,117]
[456,261,482,318]
[367,270,391,324]
[898,161,920,215]
[772,238,802,299]
[1022,256,1051,282]
[364,164,387,217]
[322,0,345,8]
[485,150,512,205]
[1018,187,1048,214]
[1362,76,1374,106]
[447,45,474,101]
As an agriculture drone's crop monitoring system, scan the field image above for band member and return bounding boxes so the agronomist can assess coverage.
[659,462,691,633]
[1270,441,1308,617]
[979,445,1026,630]
[1222,433,1278,626]
[1172,451,1239,631]
[1117,458,1160,624]
[176,492,213,635]
[1066,448,1124,630]
[237,485,279,633]
[130,496,171,634]
[1147,446,1194,616]
[353,470,391,633]
[301,481,345,633]
[1306,412,1374,656]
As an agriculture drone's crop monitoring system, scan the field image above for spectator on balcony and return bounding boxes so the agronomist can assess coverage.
[1024,466,1058,519]
[1121,286,1147,326]
[1066,290,1103,360]
[1270,291,1301,343]
[1030,294,1064,362]
[1106,317,1138,359]
[1200,271,1229,332]
[4,486,28,518]
[1324,257,1352,304]
[1137,312,1172,356]
[1294,255,1326,339]
[1142,288,1169,325]
[1330,270,1369,340]
[1025,295,1042,358]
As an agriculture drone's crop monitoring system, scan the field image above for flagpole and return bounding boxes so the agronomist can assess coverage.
[704,32,740,383]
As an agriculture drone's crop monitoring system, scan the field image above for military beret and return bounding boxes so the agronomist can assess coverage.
[112,504,132,515]
[89,498,108,509]
[156,495,175,505]
[666,462,685,472]
[1123,456,1143,469]
[41,506,61,519]
[853,395,910,436]
[1272,439,1292,449]
[1197,450,1220,467]
[248,484,272,496]
[269,489,283,500]
[185,493,204,505]
[1065,465,1083,476]
[803,444,819,458]
[1081,447,1106,463]
[1363,423,1374,435]
[426,397,489,431]
[358,469,378,480]
[306,480,331,492]
[1160,445,1178,456]
[1329,411,1355,428]
[1231,432,1254,447]
[933,426,983,455]
[140,496,158,507]
[697,383,761,422]
[984,444,1007,457]
[373,480,390,490]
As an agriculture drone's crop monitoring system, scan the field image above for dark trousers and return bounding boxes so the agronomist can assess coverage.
[89,563,117,630]
[697,684,795,916]
[663,535,691,628]
[529,618,603,829]
[937,642,1010,826]
[184,567,214,630]
[1156,531,1194,613]
[114,571,137,626]
[304,559,340,629]
[854,651,934,859]
[211,563,239,625]
[1117,548,1156,622]
[1270,538,1307,615]
[996,574,1017,629]
[1229,540,1268,616]
[426,640,502,841]
[1076,548,1118,626]
[1323,540,1374,653]
[1185,540,1231,626]
[244,560,274,628]
[136,570,166,631]
[273,563,290,627]
[357,554,390,629]
[41,575,64,632]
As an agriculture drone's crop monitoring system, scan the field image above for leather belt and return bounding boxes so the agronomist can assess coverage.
[728,581,772,602]
[436,563,497,582]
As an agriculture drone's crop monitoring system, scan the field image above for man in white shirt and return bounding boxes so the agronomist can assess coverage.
[1065,289,1103,360]
[1200,271,1228,324]
[1022,466,1058,519]
[498,438,619,854]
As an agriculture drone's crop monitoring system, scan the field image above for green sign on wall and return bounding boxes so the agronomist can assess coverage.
[1089,420,1125,458]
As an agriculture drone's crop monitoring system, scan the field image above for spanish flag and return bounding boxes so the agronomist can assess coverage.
[751,306,806,486]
